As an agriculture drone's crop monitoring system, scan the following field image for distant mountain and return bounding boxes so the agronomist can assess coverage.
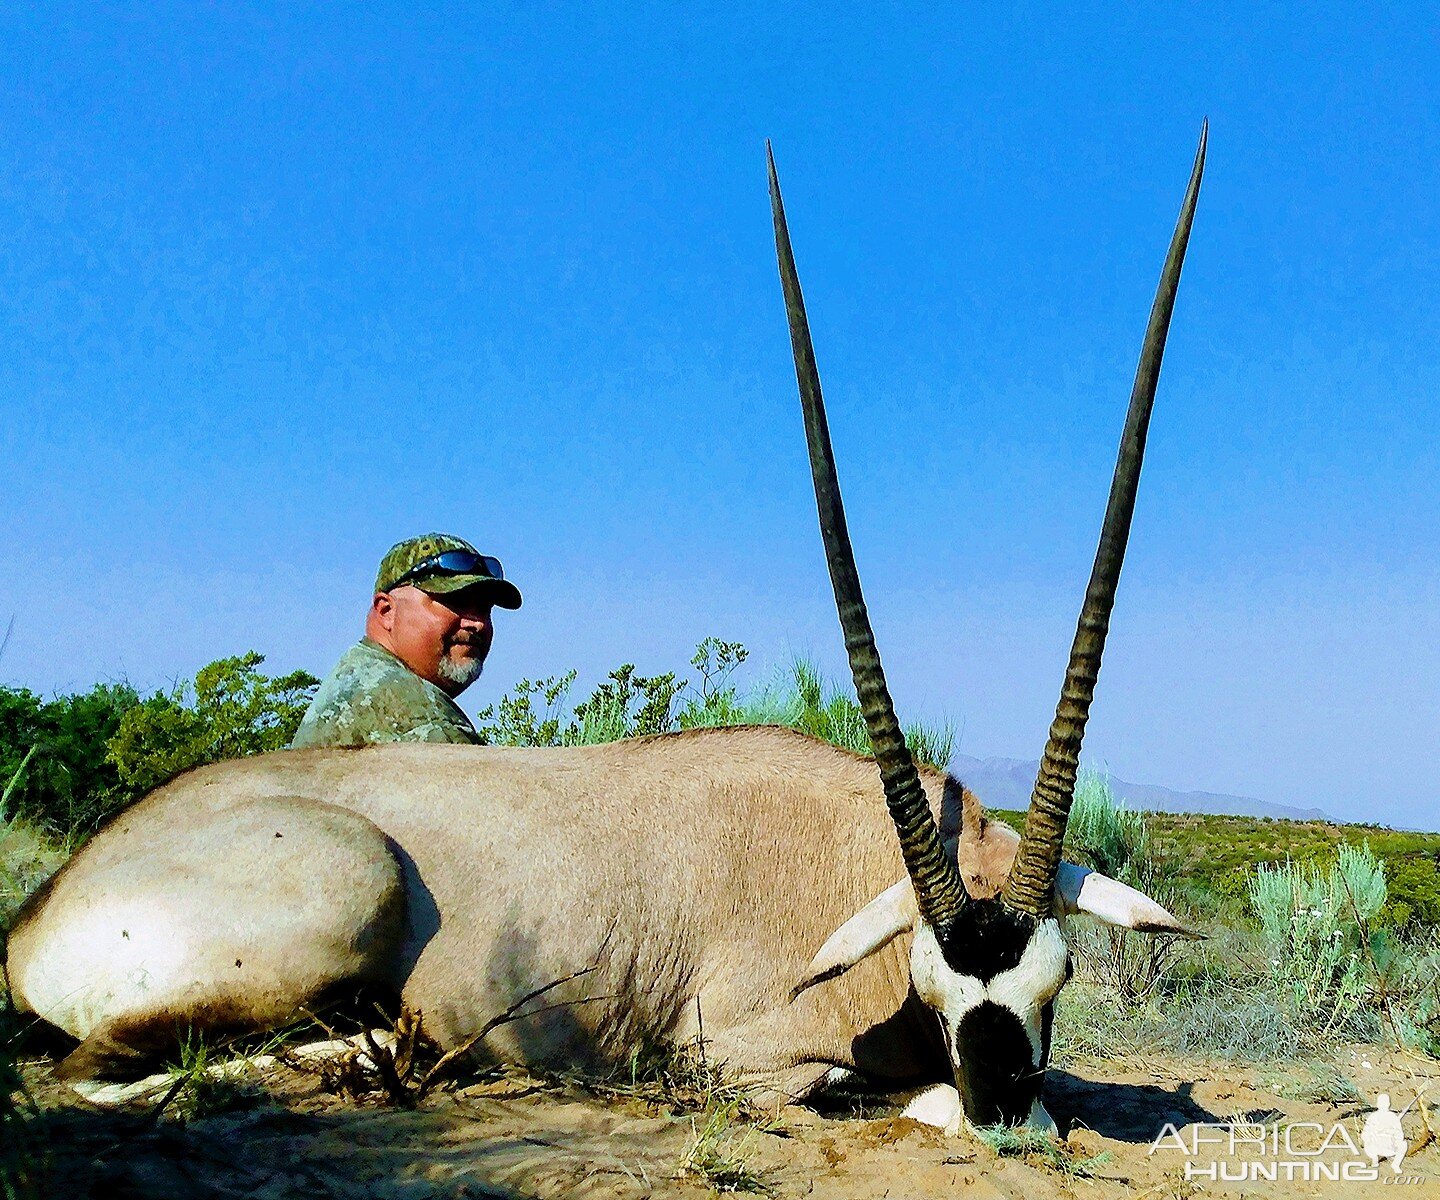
[950,753,1331,823]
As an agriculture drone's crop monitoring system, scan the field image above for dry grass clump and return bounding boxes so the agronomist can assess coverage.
[680,1097,774,1194]
[1256,1060,1362,1104]
[0,817,64,930]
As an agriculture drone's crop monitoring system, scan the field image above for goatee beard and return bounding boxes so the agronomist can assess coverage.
[437,653,484,689]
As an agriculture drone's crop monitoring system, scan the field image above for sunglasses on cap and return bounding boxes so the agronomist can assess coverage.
[387,550,505,591]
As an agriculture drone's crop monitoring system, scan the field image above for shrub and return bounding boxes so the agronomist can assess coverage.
[1248,844,1386,1037]
[0,683,139,835]
[474,666,686,747]
[676,638,751,729]
[106,653,318,797]
[1062,772,1187,1002]
[473,671,578,747]
[571,664,684,742]
[477,643,958,771]
[1065,769,1151,881]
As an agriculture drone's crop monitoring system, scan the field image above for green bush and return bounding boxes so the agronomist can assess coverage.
[106,653,319,798]
[1249,843,1386,1036]
[474,665,686,747]
[1065,769,1151,881]
[0,683,139,836]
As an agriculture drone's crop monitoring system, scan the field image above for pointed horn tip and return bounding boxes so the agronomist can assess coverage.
[1132,918,1207,940]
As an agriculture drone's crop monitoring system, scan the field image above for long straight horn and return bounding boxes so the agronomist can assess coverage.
[768,142,967,934]
[1003,123,1208,918]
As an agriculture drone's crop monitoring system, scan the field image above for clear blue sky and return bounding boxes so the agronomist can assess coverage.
[3,5,1437,830]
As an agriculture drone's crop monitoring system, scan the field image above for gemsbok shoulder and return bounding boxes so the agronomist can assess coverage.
[5,128,1207,1133]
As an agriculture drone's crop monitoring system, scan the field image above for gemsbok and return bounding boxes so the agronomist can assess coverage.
[5,128,1206,1133]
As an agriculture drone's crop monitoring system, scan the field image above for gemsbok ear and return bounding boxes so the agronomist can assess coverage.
[790,878,919,1000]
[1055,862,1203,937]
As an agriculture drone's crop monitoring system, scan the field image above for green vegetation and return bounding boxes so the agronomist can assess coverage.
[972,1123,1113,1177]
[0,819,65,930]
[0,682,139,836]
[680,1097,774,1194]
[1250,844,1386,1032]
[1047,777,1440,1064]
[0,654,316,844]
[159,1031,265,1123]
[1053,774,1189,1003]
[993,805,1440,934]
[1145,811,1440,928]
[107,653,318,798]
[477,638,956,770]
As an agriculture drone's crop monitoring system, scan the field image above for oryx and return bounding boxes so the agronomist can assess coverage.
[5,130,1205,1132]
[765,122,1205,1129]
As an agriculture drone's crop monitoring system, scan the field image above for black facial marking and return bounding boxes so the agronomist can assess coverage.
[790,962,847,1001]
[937,900,1038,983]
[954,1001,1045,1126]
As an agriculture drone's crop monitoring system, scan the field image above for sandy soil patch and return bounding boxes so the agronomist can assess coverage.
[21,1045,1440,1199]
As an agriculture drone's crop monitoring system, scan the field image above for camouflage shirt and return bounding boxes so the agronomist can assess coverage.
[289,638,481,748]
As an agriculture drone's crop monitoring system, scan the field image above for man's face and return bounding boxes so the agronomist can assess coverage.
[372,585,494,696]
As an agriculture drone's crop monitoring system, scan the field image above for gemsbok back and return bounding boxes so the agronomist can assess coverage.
[5,129,1206,1132]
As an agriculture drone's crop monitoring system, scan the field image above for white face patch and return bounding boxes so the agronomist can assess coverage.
[909,918,1069,1070]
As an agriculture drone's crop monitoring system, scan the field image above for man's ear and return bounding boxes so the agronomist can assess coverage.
[790,878,918,1000]
[370,591,396,632]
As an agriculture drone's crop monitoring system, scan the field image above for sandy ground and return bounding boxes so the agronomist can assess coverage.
[21,1044,1440,1199]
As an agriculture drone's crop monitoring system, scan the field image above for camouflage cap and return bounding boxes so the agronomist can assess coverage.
[375,533,523,609]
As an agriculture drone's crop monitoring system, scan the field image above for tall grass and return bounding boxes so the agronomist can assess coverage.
[0,818,65,931]
[477,642,958,771]
[0,812,54,1199]
[687,658,955,771]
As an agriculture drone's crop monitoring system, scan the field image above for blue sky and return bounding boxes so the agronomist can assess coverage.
[2,6,1437,830]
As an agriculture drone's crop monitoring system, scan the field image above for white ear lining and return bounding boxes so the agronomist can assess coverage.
[1055,861,1201,936]
[791,878,918,1000]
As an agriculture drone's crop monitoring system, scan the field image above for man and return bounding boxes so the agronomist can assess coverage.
[290,533,523,748]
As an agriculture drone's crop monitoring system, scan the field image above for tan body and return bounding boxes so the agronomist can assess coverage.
[8,726,1032,1096]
